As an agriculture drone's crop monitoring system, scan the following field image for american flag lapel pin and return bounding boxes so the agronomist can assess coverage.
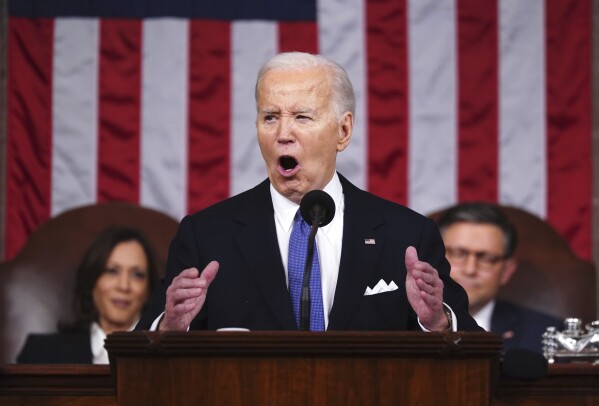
[364,238,376,245]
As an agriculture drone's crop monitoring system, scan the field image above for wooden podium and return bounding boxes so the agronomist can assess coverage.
[106,331,501,405]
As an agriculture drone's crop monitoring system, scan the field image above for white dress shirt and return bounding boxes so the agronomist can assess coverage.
[90,321,137,364]
[471,300,495,332]
[90,322,109,364]
[271,172,344,329]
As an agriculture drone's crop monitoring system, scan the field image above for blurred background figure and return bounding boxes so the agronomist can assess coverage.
[17,227,158,364]
[436,202,563,354]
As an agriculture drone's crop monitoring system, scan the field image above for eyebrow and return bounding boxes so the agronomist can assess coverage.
[258,107,278,115]
[293,107,316,115]
[258,106,317,115]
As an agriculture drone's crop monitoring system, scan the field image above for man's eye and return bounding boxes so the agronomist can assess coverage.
[264,115,276,122]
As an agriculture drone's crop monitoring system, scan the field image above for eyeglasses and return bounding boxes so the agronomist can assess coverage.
[445,247,506,268]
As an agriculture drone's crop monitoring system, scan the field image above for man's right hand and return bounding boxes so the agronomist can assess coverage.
[159,261,220,331]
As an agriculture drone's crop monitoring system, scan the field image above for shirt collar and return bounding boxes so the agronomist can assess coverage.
[90,320,138,363]
[271,172,343,234]
[90,322,108,362]
[471,300,496,332]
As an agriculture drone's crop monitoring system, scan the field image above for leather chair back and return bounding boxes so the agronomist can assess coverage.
[0,203,179,363]
[429,205,596,324]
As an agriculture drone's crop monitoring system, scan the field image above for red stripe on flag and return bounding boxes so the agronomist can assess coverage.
[5,18,54,259]
[97,19,142,203]
[545,0,592,259]
[187,20,231,214]
[456,0,498,202]
[278,22,318,53]
[366,0,409,205]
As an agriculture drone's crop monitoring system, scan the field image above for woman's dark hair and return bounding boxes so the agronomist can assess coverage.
[60,226,159,332]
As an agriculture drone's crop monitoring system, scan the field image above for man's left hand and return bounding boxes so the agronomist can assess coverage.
[405,246,449,331]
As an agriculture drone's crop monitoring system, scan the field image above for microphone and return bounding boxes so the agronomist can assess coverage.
[501,348,548,380]
[300,190,336,227]
[298,190,336,331]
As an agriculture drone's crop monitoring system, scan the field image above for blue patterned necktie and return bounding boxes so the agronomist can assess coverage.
[288,211,325,331]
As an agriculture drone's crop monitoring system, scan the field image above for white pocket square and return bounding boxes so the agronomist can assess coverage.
[364,279,398,295]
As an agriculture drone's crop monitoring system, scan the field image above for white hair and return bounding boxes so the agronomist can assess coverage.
[254,52,355,122]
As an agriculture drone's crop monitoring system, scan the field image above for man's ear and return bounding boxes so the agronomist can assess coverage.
[337,112,353,152]
[499,258,517,286]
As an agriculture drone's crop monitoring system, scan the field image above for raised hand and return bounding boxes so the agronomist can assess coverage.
[159,261,219,331]
[404,246,448,331]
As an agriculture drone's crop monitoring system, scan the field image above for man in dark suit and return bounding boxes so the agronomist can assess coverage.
[137,52,480,333]
[437,202,563,353]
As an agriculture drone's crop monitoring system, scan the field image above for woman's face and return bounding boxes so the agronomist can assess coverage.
[92,240,150,334]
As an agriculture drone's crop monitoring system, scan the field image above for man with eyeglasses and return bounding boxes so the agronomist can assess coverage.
[436,202,563,354]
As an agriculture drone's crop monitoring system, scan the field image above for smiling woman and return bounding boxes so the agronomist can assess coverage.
[16,227,159,364]
[92,240,151,335]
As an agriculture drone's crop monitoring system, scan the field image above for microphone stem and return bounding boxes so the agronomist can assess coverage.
[299,218,320,331]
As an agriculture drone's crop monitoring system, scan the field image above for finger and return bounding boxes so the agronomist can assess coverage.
[170,268,201,289]
[166,279,202,305]
[169,287,204,302]
[412,267,436,285]
[412,261,442,283]
[405,246,419,271]
[171,276,202,290]
[178,267,200,279]
[416,276,443,297]
[169,301,198,315]
[198,261,220,288]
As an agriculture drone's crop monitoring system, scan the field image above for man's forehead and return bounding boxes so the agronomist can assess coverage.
[258,79,331,110]
[261,67,330,90]
[445,223,505,246]
[447,221,502,233]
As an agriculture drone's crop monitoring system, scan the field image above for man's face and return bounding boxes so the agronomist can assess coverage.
[256,67,352,204]
[442,222,516,315]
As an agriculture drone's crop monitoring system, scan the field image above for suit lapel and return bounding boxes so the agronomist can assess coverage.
[233,180,297,330]
[491,301,518,337]
[328,176,386,330]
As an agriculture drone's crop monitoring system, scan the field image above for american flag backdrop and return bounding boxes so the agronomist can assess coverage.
[4,0,592,261]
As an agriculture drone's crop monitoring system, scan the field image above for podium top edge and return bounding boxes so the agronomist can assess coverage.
[105,331,502,358]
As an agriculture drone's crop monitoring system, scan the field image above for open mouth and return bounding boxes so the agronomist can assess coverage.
[279,156,298,172]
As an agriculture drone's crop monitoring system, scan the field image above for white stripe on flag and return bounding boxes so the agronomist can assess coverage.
[51,18,99,216]
[140,19,189,221]
[498,0,546,218]
[408,0,458,215]
[318,0,368,189]
[230,21,277,196]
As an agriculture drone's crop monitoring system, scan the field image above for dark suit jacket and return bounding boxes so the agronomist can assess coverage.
[17,332,93,364]
[137,174,480,332]
[492,300,564,354]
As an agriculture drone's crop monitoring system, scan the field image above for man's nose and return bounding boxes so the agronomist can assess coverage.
[462,254,479,275]
[276,117,295,141]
